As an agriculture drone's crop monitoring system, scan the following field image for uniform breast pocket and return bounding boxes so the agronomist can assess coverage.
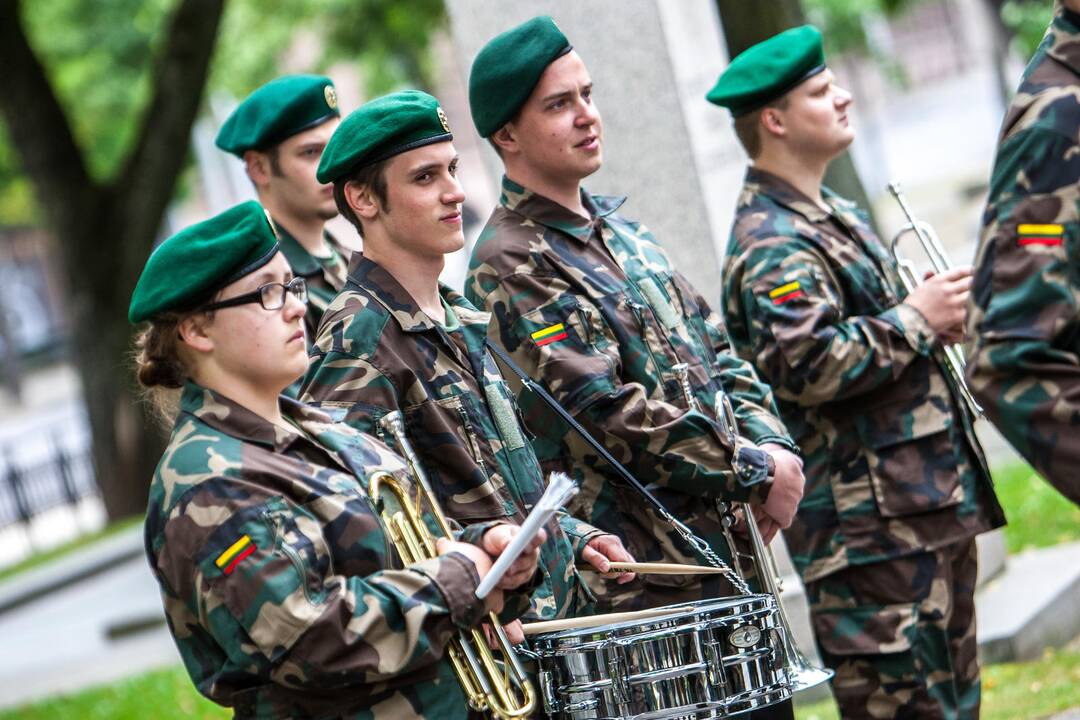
[854,401,964,518]
[403,395,513,522]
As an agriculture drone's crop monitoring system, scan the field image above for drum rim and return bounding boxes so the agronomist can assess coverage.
[532,593,775,642]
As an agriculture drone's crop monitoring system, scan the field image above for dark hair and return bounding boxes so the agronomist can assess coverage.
[732,95,789,159]
[131,308,214,427]
[333,158,390,234]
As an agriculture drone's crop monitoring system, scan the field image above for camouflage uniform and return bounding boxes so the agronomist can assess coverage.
[145,382,491,719]
[723,167,1006,719]
[466,177,796,612]
[301,254,603,622]
[966,9,1080,506]
[272,221,350,344]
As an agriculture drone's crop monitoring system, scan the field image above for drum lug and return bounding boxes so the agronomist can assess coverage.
[610,646,630,705]
[705,638,728,690]
[540,669,559,715]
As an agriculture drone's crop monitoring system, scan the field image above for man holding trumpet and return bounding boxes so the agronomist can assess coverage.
[713,26,1005,720]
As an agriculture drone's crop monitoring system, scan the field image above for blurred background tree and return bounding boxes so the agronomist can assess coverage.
[0,0,444,520]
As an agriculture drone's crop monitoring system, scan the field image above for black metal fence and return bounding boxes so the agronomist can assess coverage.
[0,438,98,534]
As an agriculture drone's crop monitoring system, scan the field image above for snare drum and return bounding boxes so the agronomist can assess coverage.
[525,594,791,719]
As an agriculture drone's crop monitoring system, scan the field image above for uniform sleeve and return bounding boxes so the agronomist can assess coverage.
[725,236,936,408]
[966,127,1080,503]
[160,492,485,690]
[479,271,770,504]
[557,511,608,557]
[687,275,797,451]
[300,350,398,436]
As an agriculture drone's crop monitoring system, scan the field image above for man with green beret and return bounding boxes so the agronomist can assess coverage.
[965,2,1080,507]
[216,74,351,349]
[465,15,803,623]
[299,89,635,637]
[712,24,1005,719]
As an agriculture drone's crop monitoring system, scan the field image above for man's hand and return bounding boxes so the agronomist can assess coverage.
[481,523,547,590]
[902,266,973,345]
[483,620,525,647]
[581,534,636,584]
[758,443,805,530]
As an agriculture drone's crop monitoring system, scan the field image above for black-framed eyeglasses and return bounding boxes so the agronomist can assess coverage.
[200,277,308,312]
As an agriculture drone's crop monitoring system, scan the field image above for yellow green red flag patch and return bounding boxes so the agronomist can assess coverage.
[1017,223,1064,247]
[215,534,255,575]
[531,323,568,347]
[768,281,804,305]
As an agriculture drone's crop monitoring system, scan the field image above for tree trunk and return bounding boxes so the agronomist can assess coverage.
[0,0,224,520]
[715,0,879,228]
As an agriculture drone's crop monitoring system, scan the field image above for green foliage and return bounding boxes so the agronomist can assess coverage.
[1001,0,1055,58]
[992,460,1080,553]
[0,0,446,226]
[982,646,1080,720]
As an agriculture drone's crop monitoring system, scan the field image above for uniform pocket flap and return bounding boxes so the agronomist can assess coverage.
[813,602,917,656]
[854,399,952,450]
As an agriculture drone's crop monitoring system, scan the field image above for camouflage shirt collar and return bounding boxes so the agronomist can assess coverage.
[1048,11,1080,75]
[179,381,336,453]
[347,254,489,333]
[499,175,626,244]
[273,219,342,277]
[744,167,842,223]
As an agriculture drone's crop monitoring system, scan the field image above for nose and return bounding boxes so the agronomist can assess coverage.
[835,85,853,110]
[575,97,599,127]
[283,287,307,319]
[443,174,466,205]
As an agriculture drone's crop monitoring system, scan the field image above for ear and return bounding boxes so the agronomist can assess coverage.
[344,180,380,221]
[759,108,785,139]
[244,150,271,188]
[491,123,519,156]
[177,314,215,354]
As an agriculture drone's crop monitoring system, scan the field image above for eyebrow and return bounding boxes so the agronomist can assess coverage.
[408,156,459,175]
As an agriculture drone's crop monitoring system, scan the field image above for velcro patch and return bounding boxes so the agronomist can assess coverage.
[531,323,568,347]
[215,534,255,575]
[1017,223,1064,247]
[768,281,804,305]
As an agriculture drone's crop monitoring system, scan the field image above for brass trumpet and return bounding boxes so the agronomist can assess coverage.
[887,181,983,417]
[372,411,536,719]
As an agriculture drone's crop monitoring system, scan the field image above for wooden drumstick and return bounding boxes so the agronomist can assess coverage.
[583,561,730,575]
[522,606,684,636]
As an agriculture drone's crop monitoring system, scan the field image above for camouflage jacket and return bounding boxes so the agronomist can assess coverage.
[466,176,796,610]
[723,168,1005,583]
[966,10,1080,505]
[301,254,603,622]
[144,383,486,719]
[273,220,350,344]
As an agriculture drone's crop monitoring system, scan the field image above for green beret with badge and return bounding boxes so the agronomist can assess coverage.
[706,24,826,116]
[316,89,452,184]
[129,201,280,323]
[215,74,340,156]
[469,15,572,138]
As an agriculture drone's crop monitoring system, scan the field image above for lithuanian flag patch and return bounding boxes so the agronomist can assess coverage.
[768,281,804,305]
[531,323,568,347]
[1017,224,1064,247]
[215,534,255,575]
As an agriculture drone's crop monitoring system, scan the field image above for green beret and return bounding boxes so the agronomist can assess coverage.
[706,25,826,117]
[469,16,572,138]
[317,90,452,183]
[215,74,339,155]
[128,201,279,323]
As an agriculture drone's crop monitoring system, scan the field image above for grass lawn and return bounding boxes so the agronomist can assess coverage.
[3,648,1078,720]
[991,461,1080,554]
[795,646,1080,719]
[0,515,143,585]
